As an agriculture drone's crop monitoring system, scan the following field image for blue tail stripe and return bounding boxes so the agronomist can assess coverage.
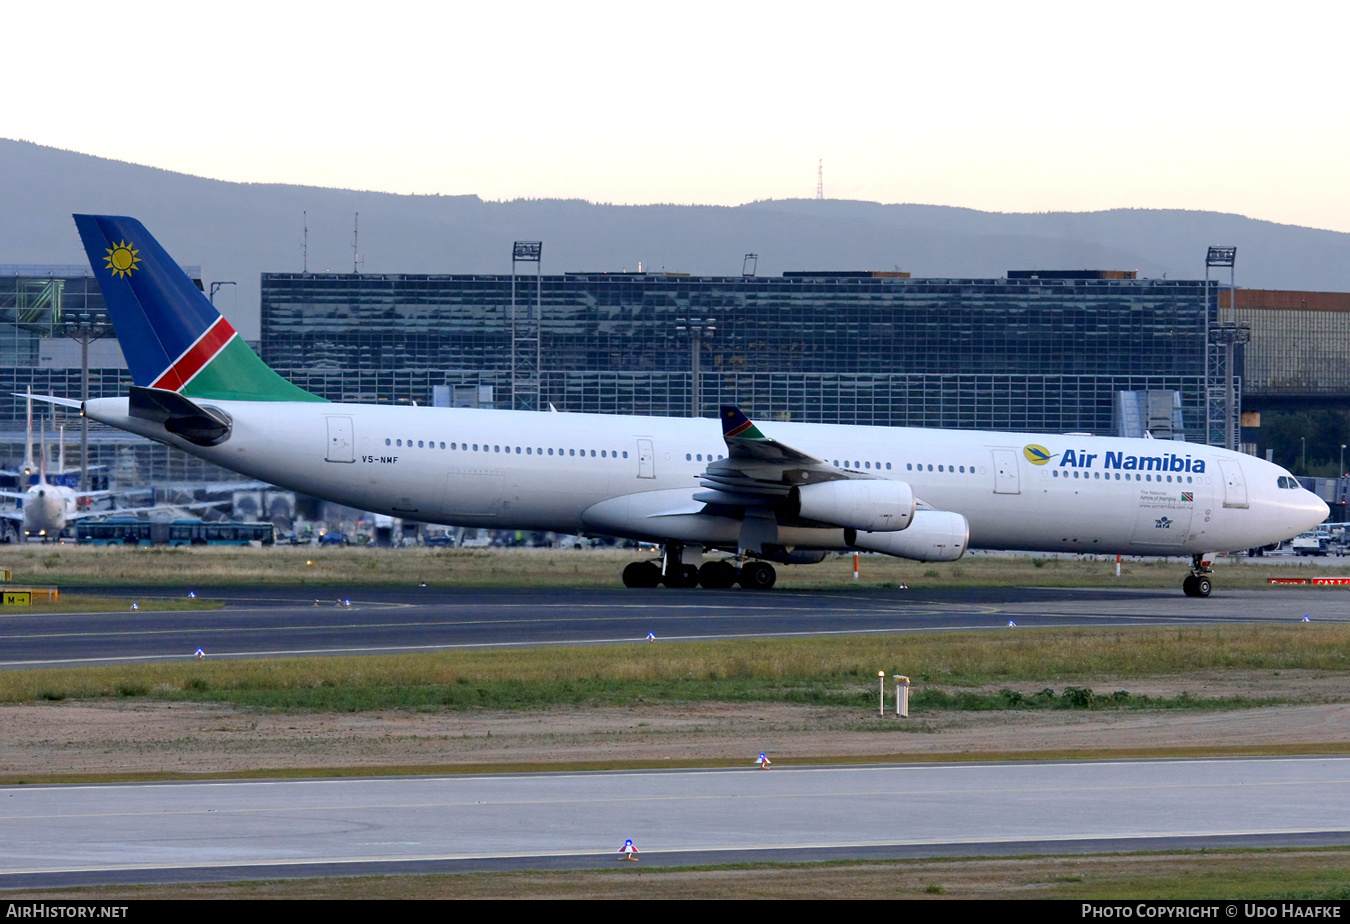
[73,215,220,389]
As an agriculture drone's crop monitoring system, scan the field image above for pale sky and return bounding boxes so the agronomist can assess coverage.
[11,1,1349,232]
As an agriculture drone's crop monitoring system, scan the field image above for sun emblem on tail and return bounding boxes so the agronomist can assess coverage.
[104,240,141,278]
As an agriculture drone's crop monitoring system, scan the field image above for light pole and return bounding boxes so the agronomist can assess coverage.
[209,281,236,305]
[675,316,717,418]
[63,312,112,493]
[1341,444,1346,478]
[1301,437,1307,474]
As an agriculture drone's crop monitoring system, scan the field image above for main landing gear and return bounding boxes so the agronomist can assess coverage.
[1182,554,1213,598]
[622,545,776,590]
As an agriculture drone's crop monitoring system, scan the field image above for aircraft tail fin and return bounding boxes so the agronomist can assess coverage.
[72,215,322,403]
[719,405,820,465]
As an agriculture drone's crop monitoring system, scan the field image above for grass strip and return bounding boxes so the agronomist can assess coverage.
[6,849,1350,899]
[5,544,1347,589]
[2,623,1347,709]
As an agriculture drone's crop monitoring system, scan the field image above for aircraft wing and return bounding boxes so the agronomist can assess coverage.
[690,406,917,536]
[70,499,228,522]
[694,406,876,508]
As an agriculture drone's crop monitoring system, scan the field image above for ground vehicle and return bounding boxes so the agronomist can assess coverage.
[77,518,275,546]
[1290,530,1332,556]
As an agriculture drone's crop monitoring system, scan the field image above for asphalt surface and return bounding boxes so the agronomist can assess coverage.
[0,584,1344,667]
[2,757,1348,887]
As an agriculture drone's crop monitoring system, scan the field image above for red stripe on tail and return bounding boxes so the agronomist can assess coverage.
[151,317,237,392]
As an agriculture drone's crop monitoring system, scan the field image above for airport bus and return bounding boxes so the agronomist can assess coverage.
[77,519,275,547]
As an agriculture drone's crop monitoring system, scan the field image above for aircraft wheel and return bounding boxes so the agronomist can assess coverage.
[1195,576,1212,597]
[622,561,661,588]
[698,560,737,589]
[667,563,700,588]
[1182,575,1198,597]
[739,561,777,590]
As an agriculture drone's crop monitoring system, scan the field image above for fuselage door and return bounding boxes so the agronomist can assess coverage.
[991,448,1020,494]
[1218,459,1249,509]
[637,438,655,479]
[325,416,354,463]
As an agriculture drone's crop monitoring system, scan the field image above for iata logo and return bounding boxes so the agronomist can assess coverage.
[1023,444,1051,466]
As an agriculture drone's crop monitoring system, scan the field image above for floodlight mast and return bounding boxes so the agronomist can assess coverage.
[1205,246,1248,451]
[511,242,543,412]
[674,315,717,418]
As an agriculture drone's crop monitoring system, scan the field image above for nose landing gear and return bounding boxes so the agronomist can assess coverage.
[1182,555,1213,597]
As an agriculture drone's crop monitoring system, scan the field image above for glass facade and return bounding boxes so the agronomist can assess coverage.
[1231,290,1350,397]
[262,272,1217,438]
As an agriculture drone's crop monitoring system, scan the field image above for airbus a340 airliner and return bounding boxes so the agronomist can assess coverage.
[60,215,1326,596]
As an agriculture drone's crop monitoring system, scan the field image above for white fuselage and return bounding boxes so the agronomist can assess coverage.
[21,481,77,536]
[83,399,1328,557]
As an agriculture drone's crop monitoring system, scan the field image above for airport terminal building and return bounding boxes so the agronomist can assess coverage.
[260,269,1222,441]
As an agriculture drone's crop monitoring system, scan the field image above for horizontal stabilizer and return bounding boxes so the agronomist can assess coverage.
[129,387,232,446]
[13,393,82,410]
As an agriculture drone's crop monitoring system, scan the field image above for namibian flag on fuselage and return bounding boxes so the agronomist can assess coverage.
[73,215,321,403]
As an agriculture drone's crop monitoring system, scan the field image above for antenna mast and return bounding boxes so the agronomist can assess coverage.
[816,159,823,200]
[303,211,308,273]
[352,213,360,274]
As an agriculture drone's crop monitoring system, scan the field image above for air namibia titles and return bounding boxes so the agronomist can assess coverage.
[1059,449,1207,474]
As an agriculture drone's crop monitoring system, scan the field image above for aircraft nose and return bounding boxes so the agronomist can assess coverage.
[1308,493,1331,529]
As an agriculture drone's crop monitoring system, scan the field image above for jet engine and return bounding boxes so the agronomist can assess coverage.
[846,508,968,561]
[792,479,915,532]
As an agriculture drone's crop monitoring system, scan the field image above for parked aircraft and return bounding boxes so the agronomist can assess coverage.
[0,395,111,538]
[60,215,1327,594]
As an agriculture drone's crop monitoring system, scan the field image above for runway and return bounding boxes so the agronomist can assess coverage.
[2,756,1348,887]
[2,584,1345,888]
[0,584,1344,668]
